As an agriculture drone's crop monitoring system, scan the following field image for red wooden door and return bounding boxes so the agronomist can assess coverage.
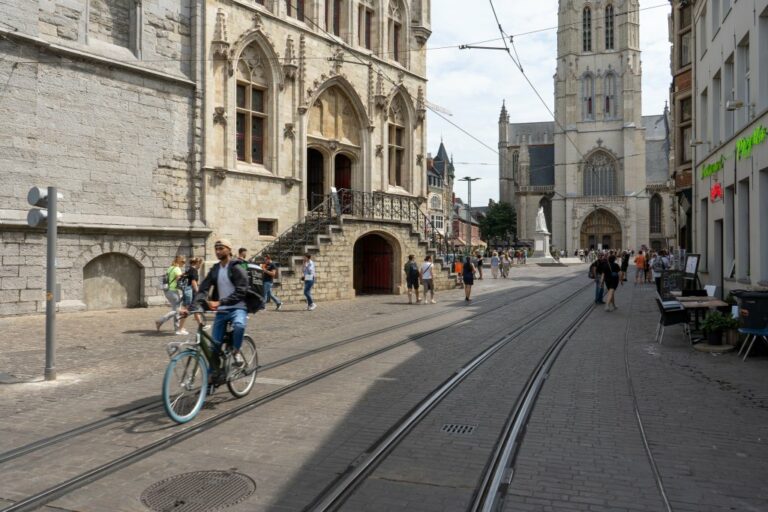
[354,234,393,294]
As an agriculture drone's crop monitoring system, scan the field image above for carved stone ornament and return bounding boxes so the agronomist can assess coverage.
[330,48,344,76]
[211,9,230,59]
[416,86,426,122]
[329,140,339,151]
[376,144,384,157]
[283,35,298,80]
[213,107,227,125]
[252,12,263,31]
[416,154,424,165]
[214,167,227,180]
[374,71,387,110]
[284,176,300,188]
[284,123,295,139]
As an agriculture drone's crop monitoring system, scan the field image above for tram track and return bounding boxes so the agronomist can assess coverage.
[0,274,586,512]
[304,283,595,512]
[0,274,575,467]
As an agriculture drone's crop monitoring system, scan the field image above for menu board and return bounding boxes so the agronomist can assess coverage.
[659,270,684,300]
[684,254,700,276]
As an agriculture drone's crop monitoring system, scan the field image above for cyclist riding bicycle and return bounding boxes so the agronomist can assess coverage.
[193,238,249,375]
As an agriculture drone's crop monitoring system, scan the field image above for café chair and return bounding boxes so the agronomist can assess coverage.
[655,297,690,345]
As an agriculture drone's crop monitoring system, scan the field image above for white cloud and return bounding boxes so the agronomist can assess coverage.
[427,0,672,206]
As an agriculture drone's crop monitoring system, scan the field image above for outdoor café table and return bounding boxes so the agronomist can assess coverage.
[681,298,729,333]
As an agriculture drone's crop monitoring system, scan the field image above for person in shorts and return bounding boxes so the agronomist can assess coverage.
[420,255,436,304]
[404,254,421,304]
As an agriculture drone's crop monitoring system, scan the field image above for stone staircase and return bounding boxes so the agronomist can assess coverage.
[253,191,458,304]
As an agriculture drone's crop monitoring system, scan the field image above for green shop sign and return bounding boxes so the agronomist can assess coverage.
[700,124,767,179]
[736,125,767,159]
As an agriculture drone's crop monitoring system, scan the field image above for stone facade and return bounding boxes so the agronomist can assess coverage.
[0,0,433,315]
[498,0,674,253]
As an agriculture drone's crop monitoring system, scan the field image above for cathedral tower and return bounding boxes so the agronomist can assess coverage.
[552,0,649,251]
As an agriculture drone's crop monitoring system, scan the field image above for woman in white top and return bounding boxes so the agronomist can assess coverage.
[420,255,436,304]
[302,253,316,310]
[490,251,500,278]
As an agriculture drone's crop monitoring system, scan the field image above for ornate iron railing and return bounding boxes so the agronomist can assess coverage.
[254,189,454,269]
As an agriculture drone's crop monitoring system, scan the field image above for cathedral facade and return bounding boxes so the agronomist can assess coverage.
[499,0,674,253]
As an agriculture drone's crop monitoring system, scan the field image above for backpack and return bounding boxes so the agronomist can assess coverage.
[177,269,190,290]
[652,257,667,273]
[405,261,419,279]
[160,267,178,291]
[243,263,266,314]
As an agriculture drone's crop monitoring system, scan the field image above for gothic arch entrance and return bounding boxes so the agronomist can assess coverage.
[580,209,622,250]
[353,233,394,294]
[307,148,325,210]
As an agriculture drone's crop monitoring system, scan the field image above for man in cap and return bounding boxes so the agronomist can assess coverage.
[194,239,250,371]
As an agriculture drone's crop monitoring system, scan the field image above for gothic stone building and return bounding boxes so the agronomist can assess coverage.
[0,0,439,315]
[498,0,674,253]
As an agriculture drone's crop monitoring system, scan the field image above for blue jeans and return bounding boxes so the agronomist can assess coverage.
[212,308,247,352]
[303,279,314,305]
[594,277,604,303]
[263,281,282,306]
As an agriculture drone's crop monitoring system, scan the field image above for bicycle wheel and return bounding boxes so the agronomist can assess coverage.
[163,350,208,423]
[227,335,258,398]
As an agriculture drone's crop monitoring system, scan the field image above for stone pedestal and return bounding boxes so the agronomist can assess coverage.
[532,230,553,259]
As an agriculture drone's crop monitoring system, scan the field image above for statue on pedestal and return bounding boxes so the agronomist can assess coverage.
[535,206,549,234]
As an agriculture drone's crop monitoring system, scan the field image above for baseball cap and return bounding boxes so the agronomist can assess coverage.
[214,239,233,250]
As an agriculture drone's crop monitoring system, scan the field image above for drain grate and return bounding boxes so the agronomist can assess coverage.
[141,470,256,512]
[441,423,477,435]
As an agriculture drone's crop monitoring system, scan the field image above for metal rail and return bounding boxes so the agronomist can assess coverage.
[1,276,586,512]
[306,284,593,512]
[0,275,575,467]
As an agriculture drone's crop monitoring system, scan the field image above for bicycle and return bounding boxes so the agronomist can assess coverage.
[162,310,258,424]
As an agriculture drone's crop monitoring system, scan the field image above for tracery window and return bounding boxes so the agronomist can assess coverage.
[236,44,270,165]
[583,74,595,120]
[358,0,376,50]
[605,4,615,50]
[650,194,663,234]
[430,194,442,210]
[604,73,616,118]
[583,151,616,196]
[511,150,519,182]
[388,0,405,65]
[582,7,592,52]
[388,97,407,187]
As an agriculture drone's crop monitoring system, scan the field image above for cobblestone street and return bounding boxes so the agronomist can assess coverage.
[1,265,767,512]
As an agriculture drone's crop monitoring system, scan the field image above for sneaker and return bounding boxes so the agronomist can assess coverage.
[175,329,189,336]
[416,298,422,303]
[276,303,283,311]
[309,303,317,311]
[430,299,437,304]
[233,352,245,367]
[155,320,162,331]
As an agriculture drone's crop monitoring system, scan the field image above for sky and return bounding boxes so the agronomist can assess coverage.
[425,0,672,206]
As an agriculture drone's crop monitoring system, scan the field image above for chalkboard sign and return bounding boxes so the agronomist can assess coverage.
[660,270,684,300]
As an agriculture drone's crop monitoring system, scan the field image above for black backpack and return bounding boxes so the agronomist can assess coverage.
[406,261,419,279]
[243,263,266,313]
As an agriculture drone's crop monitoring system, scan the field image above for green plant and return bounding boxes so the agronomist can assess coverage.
[700,311,736,334]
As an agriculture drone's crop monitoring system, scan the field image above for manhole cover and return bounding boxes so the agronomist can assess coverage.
[441,423,476,435]
[141,470,256,512]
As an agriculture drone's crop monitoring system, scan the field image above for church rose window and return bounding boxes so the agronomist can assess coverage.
[583,152,616,196]
[582,7,592,52]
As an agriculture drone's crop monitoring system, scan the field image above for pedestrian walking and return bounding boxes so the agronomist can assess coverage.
[462,256,475,302]
[420,255,436,304]
[404,254,421,304]
[301,253,316,310]
[261,254,283,311]
[650,250,670,295]
[633,250,646,285]
[490,251,500,279]
[238,247,248,260]
[176,257,202,335]
[501,252,511,278]
[475,253,484,280]
[589,254,606,304]
[156,255,185,334]
[620,251,630,281]
[602,254,623,312]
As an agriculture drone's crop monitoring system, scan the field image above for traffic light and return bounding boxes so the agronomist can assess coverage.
[27,186,62,227]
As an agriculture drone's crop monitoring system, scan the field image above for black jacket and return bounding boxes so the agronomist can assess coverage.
[194,260,249,307]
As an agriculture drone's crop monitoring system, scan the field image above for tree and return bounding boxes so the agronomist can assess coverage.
[479,201,516,242]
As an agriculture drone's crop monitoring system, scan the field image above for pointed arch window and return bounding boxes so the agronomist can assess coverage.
[286,0,305,21]
[583,151,616,196]
[388,96,408,188]
[582,7,592,52]
[236,44,271,165]
[604,73,616,118]
[388,0,405,65]
[430,194,442,210]
[650,194,663,234]
[605,4,615,50]
[358,0,376,50]
[583,74,595,120]
[511,150,520,183]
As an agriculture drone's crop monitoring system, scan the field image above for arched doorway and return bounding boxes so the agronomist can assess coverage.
[307,148,324,210]
[83,253,142,310]
[580,209,622,250]
[354,234,394,294]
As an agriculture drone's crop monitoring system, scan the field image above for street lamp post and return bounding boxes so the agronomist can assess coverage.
[458,177,480,257]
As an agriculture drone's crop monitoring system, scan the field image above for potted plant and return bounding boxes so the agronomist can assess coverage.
[701,311,728,345]
[722,314,741,346]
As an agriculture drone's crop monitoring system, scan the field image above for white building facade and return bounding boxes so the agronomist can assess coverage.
[692,0,768,294]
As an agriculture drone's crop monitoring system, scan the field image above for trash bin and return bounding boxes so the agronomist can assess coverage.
[733,291,768,330]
